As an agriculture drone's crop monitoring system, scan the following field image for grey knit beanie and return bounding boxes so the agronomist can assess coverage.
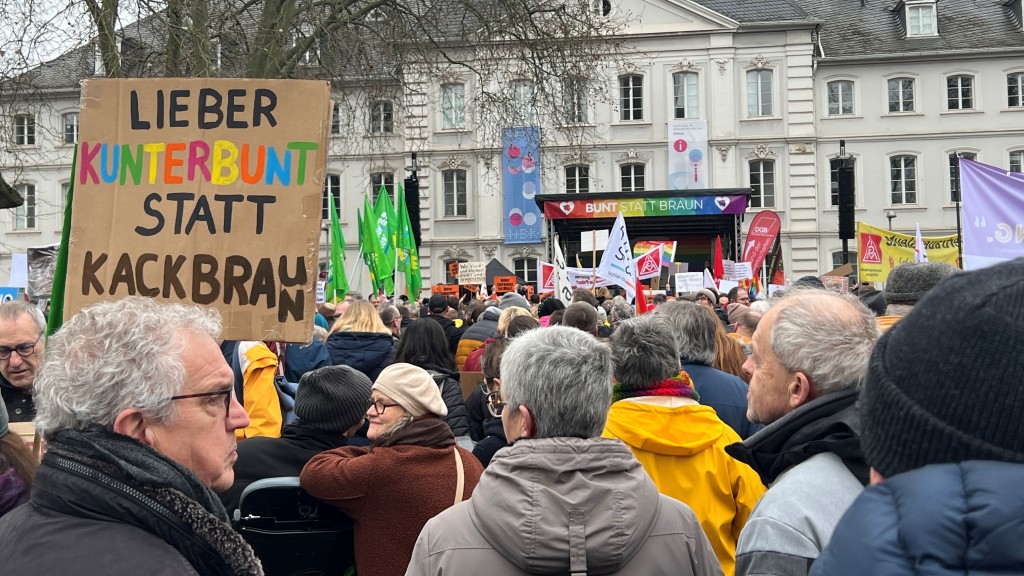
[294,366,373,434]
[884,261,959,305]
[498,291,531,311]
[862,257,1024,478]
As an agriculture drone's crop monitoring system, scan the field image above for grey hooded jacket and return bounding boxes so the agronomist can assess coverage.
[405,437,723,576]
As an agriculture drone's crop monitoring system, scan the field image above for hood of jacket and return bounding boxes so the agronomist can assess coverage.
[468,437,663,574]
[461,316,499,343]
[324,331,395,374]
[726,387,868,486]
[604,402,727,457]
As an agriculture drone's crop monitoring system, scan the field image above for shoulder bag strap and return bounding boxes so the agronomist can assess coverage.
[452,447,466,505]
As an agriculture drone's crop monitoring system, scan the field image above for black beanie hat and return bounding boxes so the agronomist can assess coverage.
[862,257,1024,478]
[294,366,373,434]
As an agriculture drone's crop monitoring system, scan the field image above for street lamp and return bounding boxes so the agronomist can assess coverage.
[885,210,897,230]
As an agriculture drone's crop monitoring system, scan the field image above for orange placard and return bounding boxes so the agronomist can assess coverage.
[493,276,517,294]
[447,262,460,280]
[432,284,460,297]
[524,285,535,299]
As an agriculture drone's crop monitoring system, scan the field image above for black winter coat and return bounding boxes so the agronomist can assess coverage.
[471,416,507,468]
[426,370,471,438]
[811,461,1024,575]
[325,331,396,382]
[220,422,350,512]
[423,315,463,355]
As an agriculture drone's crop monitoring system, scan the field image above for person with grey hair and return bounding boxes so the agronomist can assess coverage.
[725,289,880,576]
[603,316,764,575]
[657,301,761,440]
[561,301,599,336]
[407,326,723,576]
[378,302,402,339]
[0,297,260,575]
[607,299,636,331]
[0,301,46,422]
[876,261,958,332]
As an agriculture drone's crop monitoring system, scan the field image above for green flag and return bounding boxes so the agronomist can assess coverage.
[324,187,348,301]
[395,183,421,299]
[47,147,77,337]
[359,195,386,295]
[373,186,397,284]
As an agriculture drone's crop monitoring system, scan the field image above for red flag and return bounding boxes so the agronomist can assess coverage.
[635,276,651,315]
[713,236,725,284]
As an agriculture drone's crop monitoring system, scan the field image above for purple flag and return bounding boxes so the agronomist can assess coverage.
[960,159,1024,270]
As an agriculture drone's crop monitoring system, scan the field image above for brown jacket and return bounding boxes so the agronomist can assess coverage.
[301,418,482,576]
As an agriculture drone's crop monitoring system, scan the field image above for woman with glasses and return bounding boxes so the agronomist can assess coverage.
[394,319,470,438]
[301,363,483,576]
[471,338,509,467]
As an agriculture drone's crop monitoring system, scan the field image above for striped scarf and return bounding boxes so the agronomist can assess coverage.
[612,371,700,403]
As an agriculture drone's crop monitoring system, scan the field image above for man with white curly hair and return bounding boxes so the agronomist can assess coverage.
[0,297,260,575]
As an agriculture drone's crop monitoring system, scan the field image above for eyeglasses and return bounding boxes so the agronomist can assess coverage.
[696,295,710,302]
[485,391,506,418]
[366,398,401,415]
[171,388,233,418]
[0,331,43,361]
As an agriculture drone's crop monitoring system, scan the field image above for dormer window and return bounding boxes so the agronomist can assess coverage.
[906,1,937,37]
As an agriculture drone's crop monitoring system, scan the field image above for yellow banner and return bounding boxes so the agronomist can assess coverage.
[856,222,960,282]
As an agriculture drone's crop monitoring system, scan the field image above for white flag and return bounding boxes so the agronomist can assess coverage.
[595,213,636,302]
[553,239,575,305]
[914,223,929,263]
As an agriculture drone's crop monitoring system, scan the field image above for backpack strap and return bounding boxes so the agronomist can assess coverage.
[452,447,465,505]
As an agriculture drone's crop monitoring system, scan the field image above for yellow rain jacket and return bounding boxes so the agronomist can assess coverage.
[603,400,764,576]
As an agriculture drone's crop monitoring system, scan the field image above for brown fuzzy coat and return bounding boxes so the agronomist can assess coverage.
[301,418,483,576]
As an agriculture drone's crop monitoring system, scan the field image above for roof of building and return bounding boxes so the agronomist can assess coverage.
[805,0,1024,59]
[688,0,810,23]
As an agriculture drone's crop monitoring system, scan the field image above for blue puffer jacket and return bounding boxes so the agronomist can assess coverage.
[324,331,396,382]
[811,461,1024,575]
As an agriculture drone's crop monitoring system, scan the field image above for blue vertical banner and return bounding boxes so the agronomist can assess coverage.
[503,126,543,244]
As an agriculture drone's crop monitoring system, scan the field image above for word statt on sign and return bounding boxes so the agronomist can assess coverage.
[68,79,330,341]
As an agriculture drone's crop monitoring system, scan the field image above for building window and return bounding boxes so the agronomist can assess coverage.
[293,28,319,66]
[831,251,858,279]
[441,83,466,130]
[57,182,70,227]
[829,158,855,207]
[14,114,35,146]
[1008,73,1024,108]
[887,78,915,113]
[591,0,611,16]
[369,100,394,133]
[827,80,855,116]
[371,172,394,202]
[746,70,773,117]
[947,75,974,110]
[562,77,588,124]
[444,259,467,284]
[13,184,35,229]
[443,169,467,217]
[749,160,775,208]
[672,72,699,119]
[1010,151,1023,173]
[949,153,975,202]
[619,74,643,121]
[331,103,341,135]
[322,174,341,220]
[565,165,590,194]
[890,155,917,205]
[907,3,937,37]
[62,112,79,144]
[513,257,538,287]
[511,80,535,126]
[620,163,645,192]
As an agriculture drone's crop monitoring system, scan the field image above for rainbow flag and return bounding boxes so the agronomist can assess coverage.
[633,240,677,267]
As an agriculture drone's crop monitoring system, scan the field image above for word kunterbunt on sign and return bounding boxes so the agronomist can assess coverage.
[543,194,748,219]
[67,79,330,341]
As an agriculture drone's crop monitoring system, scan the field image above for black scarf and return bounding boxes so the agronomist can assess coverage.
[371,416,455,450]
[46,426,263,575]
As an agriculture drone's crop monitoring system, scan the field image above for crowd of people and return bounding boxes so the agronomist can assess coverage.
[0,256,1021,576]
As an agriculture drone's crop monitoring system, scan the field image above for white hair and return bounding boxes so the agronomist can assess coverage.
[655,300,717,365]
[0,301,46,332]
[769,289,880,395]
[501,326,612,439]
[33,297,221,437]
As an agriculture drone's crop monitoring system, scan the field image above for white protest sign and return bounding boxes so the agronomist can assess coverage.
[768,284,785,296]
[675,272,704,294]
[316,281,326,303]
[733,262,753,280]
[457,261,487,285]
[722,260,736,281]
[580,229,609,253]
[718,279,740,294]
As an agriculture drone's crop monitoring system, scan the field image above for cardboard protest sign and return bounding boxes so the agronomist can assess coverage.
[432,284,460,297]
[493,276,517,294]
[68,78,329,341]
[457,262,486,285]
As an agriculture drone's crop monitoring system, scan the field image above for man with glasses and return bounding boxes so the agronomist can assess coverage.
[0,297,261,575]
[407,326,722,576]
[0,301,46,422]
